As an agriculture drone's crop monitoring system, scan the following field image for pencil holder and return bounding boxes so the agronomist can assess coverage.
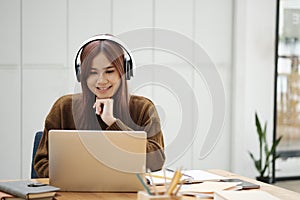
[137,191,182,200]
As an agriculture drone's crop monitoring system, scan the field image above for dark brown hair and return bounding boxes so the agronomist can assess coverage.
[74,39,131,130]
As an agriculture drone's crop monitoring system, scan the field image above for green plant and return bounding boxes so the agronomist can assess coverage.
[248,112,282,178]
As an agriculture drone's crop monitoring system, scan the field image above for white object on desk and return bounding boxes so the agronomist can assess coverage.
[214,190,280,200]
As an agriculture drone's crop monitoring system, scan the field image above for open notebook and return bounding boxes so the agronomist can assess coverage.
[49,130,147,192]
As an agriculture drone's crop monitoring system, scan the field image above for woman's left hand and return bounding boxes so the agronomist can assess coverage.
[93,98,117,126]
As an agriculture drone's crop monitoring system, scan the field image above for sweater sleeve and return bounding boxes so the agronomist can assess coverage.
[107,96,165,171]
[140,101,165,172]
[34,108,59,178]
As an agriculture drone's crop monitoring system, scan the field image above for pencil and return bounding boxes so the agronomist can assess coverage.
[166,168,194,180]
[145,174,173,180]
[167,169,183,195]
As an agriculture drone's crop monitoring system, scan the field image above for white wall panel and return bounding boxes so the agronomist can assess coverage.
[0,70,21,179]
[0,0,21,179]
[113,0,153,34]
[192,0,233,171]
[154,0,194,65]
[0,0,20,66]
[155,0,194,38]
[22,0,67,66]
[195,0,233,64]
[232,0,276,178]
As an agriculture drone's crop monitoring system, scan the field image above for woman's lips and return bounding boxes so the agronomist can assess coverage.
[96,86,111,93]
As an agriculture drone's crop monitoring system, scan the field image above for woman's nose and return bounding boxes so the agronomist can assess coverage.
[96,73,108,84]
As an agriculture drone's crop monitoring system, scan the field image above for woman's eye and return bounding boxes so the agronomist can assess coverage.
[106,70,115,74]
[90,71,97,75]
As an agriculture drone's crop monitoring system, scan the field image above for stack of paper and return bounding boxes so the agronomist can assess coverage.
[179,181,242,197]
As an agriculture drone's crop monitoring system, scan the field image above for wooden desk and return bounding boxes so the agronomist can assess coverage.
[37,169,300,200]
[207,169,300,200]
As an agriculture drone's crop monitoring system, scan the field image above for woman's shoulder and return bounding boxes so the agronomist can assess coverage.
[130,95,154,105]
[52,93,82,108]
[129,95,155,111]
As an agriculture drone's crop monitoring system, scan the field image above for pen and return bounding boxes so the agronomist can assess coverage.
[136,174,152,195]
[27,182,48,187]
[166,168,194,180]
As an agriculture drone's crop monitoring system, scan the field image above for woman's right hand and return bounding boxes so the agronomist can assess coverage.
[93,98,116,126]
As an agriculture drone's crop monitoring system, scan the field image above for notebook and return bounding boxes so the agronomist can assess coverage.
[48,130,147,192]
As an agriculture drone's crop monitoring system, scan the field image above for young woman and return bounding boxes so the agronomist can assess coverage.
[34,35,165,178]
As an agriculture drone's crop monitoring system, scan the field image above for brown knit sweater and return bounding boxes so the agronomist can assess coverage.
[34,94,165,178]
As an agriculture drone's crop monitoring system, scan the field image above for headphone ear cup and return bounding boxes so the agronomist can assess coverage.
[129,61,133,77]
[124,55,133,80]
[124,57,130,80]
[75,63,81,82]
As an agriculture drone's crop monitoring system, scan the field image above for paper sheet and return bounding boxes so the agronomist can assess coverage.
[180,181,241,193]
[146,169,227,185]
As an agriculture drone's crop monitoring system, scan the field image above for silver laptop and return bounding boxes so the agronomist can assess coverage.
[48,130,147,192]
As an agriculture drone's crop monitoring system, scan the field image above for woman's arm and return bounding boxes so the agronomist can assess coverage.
[106,96,166,171]
[34,127,50,178]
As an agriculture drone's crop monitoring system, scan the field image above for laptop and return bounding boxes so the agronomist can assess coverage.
[48,130,147,192]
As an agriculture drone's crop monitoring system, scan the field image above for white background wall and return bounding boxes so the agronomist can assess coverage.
[231,0,277,177]
[0,0,276,180]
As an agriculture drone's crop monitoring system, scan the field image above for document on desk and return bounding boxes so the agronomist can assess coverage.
[180,181,241,193]
[146,169,226,185]
[214,190,280,200]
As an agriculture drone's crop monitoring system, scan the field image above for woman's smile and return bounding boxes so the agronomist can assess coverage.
[95,85,112,94]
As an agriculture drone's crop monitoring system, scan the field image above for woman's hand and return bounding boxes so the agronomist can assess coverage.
[93,98,116,126]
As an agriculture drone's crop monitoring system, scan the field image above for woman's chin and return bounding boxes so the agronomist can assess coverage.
[95,93,113,99]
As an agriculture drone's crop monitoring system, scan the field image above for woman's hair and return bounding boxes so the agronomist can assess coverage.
[74,39,131,130]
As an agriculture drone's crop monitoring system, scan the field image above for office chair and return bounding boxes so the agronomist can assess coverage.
[31,131,43,178]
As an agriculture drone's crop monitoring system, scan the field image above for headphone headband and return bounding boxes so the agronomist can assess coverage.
[74,34,135,82]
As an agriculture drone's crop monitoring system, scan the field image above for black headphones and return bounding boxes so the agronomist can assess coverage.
[74,34,135,82]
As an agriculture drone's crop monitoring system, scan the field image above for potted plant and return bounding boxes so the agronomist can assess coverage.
[248,112,282,183]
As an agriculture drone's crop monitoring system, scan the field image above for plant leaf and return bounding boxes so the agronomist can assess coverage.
[255,113,263,144]
[269,136,283,156]
[249,151,261,172]
[262,136,283,177]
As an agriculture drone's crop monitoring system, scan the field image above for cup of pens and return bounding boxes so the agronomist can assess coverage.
[136,169,183,200]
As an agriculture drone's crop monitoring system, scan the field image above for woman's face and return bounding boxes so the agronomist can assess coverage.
[87,52,121,99]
